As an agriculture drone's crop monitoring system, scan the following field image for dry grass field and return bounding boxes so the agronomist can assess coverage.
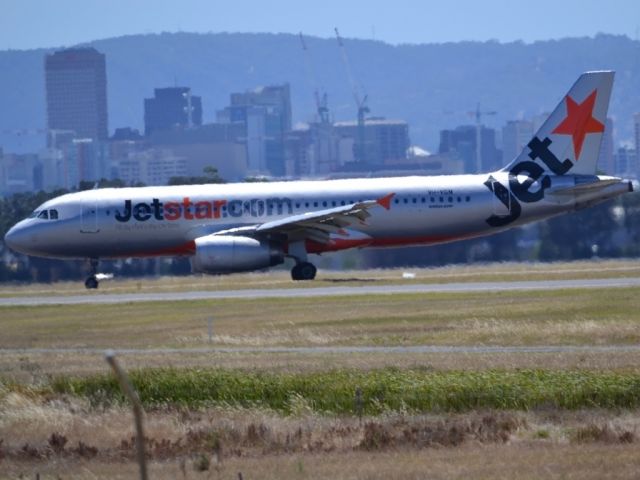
[2,391,640,479]
[2,260,640,478]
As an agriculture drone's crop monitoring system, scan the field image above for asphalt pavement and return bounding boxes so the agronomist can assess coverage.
[1,276,639,307]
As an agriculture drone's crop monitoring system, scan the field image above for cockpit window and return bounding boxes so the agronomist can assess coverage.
[38,210,49,220]
[49,209,58,220]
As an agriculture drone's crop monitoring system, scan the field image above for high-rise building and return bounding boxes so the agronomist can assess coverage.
[634,113,640,177]
[115,148,187,186]
[144,87,202,136]
[614,146,637,179]
[333,119,410,168]
[217,84,292,176]
[598,117,614,174]
[146,122,248,182]
[0,152,40,196]
[502,120,533,165]
[439,125,501,173]
[45,48,108,145]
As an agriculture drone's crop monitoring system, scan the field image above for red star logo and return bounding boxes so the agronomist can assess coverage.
[552,89,604,160]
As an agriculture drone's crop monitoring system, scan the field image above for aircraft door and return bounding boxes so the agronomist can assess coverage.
[80,201,99,233]
[490,179,511,216]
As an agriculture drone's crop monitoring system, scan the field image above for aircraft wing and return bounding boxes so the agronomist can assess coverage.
[213,193,394,244]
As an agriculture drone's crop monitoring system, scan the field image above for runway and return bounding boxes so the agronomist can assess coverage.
[1,276,640,307]
[3,344,640,356]
[0,278,640,307]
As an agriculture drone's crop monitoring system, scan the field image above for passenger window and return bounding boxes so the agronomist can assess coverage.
[49,209,59,220]
[38,210,49,219]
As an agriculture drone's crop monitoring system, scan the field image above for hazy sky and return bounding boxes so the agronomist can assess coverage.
[2,0,639,50]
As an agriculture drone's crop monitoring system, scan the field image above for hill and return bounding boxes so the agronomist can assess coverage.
[0,32,639,155]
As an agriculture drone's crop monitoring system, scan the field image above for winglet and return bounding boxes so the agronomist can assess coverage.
[376,193,395,210]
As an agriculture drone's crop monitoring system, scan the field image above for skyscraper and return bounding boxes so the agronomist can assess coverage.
[144,87,203,136]
[439,125,501,173]
[217,84,292,176]
[598,117,614,174]
[502,120,533,165]
[634,113,640,177]
[45,48,108,145]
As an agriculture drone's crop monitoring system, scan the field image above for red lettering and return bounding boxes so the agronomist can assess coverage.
[183,197,194,220]
[164,202,181,221]
[195,201,213,219]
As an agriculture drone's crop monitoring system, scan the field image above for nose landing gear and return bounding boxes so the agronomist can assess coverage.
[85,258,99,289]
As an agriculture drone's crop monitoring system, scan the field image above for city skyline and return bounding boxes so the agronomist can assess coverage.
[1,32,639,196]
[2,0,640,50]
[1,43,635,196]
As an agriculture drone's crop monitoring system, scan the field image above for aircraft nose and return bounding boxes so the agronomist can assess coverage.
[4,223,30,254]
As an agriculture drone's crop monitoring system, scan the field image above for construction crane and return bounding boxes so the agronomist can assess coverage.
[468,103,497,125]
[335,27,370,163]
[299,32,329,124]
[468,103,497,172]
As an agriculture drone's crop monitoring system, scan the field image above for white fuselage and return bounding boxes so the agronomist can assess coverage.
[4,172,631,261]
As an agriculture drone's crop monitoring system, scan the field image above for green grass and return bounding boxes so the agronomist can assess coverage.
[47,367,640,414]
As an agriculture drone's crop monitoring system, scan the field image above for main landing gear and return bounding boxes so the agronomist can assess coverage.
[288,240,317,281]
[291,261,317,281]
[85,258,99,289]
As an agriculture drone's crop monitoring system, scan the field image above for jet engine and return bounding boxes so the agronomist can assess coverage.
[191,235,284,274]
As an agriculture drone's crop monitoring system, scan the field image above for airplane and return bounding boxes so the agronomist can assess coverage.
[3,71,634,289]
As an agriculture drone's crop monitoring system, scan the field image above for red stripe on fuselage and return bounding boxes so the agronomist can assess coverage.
[121,234,478,259]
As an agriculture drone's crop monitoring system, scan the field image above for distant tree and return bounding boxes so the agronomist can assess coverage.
[622,192,640,256]
[78,178,128,191]
[537,199,620,261]
[485,228,523,261]
[168,166,225,185]
[244,176,270,182]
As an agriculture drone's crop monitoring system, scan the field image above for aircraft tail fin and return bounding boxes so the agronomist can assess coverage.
[503,71,614,176]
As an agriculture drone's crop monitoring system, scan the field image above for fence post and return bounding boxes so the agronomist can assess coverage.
[105,350,148,480]
[355,386,363,424]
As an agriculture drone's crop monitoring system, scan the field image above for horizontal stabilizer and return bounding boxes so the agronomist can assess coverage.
[548,177,620,196]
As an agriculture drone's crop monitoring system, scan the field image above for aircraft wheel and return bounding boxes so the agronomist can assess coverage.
[85,276,99,289]
[291,262,316,281]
